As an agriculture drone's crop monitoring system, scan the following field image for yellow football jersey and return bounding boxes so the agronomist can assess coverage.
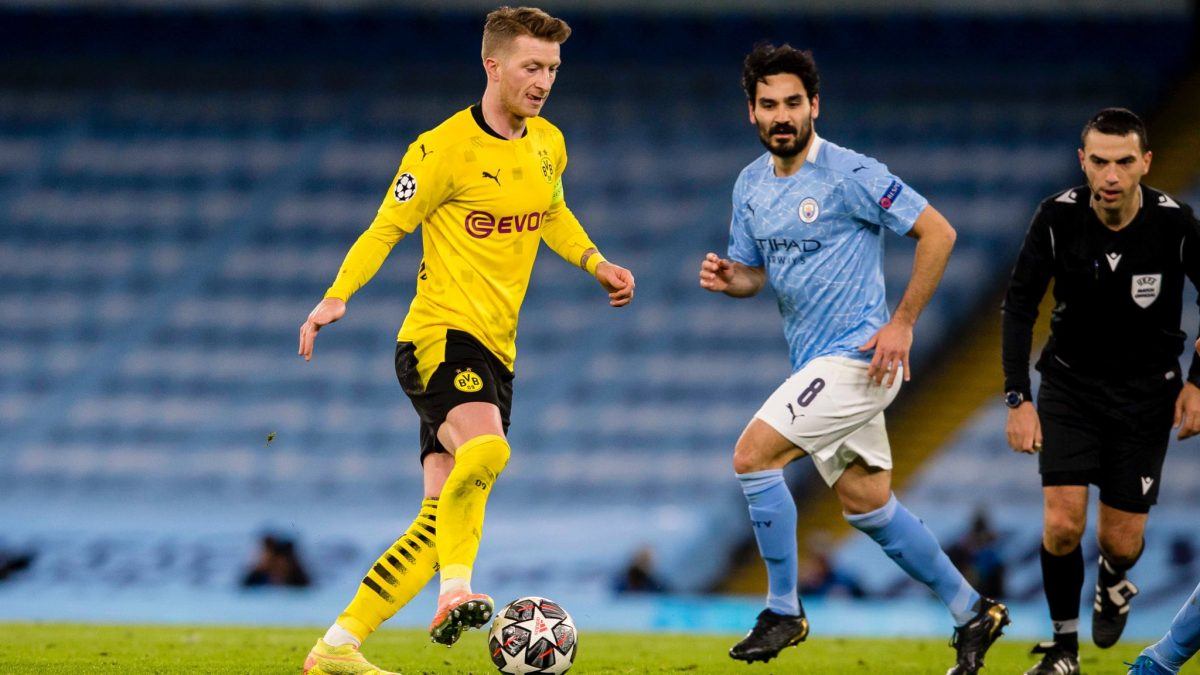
[325,106,598,383]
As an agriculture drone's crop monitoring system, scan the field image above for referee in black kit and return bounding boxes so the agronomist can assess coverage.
[1002,108,1200,675]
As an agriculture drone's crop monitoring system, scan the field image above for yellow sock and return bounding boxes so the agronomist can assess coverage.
[437,434,510,589]
[335,498,439,641]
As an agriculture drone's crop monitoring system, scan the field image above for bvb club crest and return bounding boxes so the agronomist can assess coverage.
[538,149,554,183]
[454,368,484,392]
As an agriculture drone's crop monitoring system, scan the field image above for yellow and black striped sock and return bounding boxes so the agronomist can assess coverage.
[336,498,439,642]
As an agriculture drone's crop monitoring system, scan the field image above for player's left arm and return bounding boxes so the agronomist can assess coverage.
[543,200,635,307]
[1177,204,1200,439]
[859,204,956,386]
[541,141,634,307]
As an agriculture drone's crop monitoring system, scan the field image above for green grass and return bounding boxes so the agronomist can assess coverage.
[0,623,1196,673]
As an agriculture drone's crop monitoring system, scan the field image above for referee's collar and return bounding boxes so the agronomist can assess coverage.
[805,134,823,164]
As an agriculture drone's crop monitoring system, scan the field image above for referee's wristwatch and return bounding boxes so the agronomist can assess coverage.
[1003,391,1025,409]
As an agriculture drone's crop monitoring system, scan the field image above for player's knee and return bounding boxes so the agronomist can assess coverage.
[467,435,510,477]
[1042,513,1084,554]
[1098,530,1143,567]
[421,452,454,498]
[732,444,767,475]
[838,489,889,516]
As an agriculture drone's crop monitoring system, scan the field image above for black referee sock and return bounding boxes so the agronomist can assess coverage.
[1040,544,1083,653]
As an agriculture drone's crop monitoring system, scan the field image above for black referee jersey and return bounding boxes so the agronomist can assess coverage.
[1002,184,1200,400]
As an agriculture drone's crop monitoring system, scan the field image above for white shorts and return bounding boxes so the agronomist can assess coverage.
[754,355,901,487]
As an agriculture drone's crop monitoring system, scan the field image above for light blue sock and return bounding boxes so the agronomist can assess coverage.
[738,469,801,617]
[1143,580,1200,673]
[845,493,980,626]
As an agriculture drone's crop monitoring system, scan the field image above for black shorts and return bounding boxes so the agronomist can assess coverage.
[1036,362,1180,513]
[395,329,513,462]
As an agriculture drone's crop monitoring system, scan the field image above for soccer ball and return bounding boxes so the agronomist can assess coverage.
[487,596,577,674]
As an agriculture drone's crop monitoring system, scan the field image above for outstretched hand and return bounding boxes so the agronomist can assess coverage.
[858,320,913,387]
[699,252,735,293]
[298,297,346,362]
[595,262,635,307]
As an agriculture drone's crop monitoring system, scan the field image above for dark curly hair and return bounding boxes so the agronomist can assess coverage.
[742,42,820,103]
[1081,107,1148,153]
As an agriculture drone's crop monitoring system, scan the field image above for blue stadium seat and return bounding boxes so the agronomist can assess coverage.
[0,11,1193,625]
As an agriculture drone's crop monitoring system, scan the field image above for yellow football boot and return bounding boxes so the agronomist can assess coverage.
[302,639,398,675]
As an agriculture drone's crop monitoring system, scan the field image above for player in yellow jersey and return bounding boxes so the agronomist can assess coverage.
[297,7,635,674]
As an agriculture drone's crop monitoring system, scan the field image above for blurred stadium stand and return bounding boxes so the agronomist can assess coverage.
[1,3,1198,635]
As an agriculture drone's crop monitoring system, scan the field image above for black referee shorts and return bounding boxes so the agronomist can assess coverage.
[1037,363,1181,514]
[395,329,513,463]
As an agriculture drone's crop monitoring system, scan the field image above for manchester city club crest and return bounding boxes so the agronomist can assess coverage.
[799,197,820,224]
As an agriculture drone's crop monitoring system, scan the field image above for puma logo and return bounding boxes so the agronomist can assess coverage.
[482,169,501,187]
[420,144,433,160]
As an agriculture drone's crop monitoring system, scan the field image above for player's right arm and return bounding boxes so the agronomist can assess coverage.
[699,253,765,297]
[702,173,766,298]
[1175,203,1200,439]
[299,136,453,361]
[1001,203,1055,453]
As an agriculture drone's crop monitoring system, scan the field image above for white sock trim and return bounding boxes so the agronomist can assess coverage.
[948,583,977,626]
[440,575,472,596]
[1053,618,1080,635]
[323,623,361,648]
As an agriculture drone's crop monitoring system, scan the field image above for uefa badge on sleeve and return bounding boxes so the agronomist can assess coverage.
[394,172,417,203]
[799,197,820,224]
[879,180,903,210]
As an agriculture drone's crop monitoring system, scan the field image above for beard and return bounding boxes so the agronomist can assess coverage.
[757,117,813,159]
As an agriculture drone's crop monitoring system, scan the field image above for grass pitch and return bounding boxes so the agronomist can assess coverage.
[1,623,1196,673]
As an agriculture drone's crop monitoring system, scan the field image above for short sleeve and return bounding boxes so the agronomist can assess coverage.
[846,161,928,236]
[372,135,454,234]
[727,175,763,267]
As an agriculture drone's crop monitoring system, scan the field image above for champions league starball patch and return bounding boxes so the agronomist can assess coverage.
[394,172,417,203]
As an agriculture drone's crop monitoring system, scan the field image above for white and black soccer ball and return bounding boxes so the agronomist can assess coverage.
[487,596,577,674]
[393,172,417,202]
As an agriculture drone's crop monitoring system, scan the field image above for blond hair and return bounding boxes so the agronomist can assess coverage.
[481,6,571,59]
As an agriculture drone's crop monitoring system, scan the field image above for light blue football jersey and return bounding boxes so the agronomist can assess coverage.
[727,135,928,372]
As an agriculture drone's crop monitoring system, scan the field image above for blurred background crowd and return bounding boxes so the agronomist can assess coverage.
[1,0,1199,638]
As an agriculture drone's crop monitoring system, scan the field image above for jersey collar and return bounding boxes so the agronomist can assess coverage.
[764,133,823,177]
[470,103,529,140]
[805,133,823,164]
